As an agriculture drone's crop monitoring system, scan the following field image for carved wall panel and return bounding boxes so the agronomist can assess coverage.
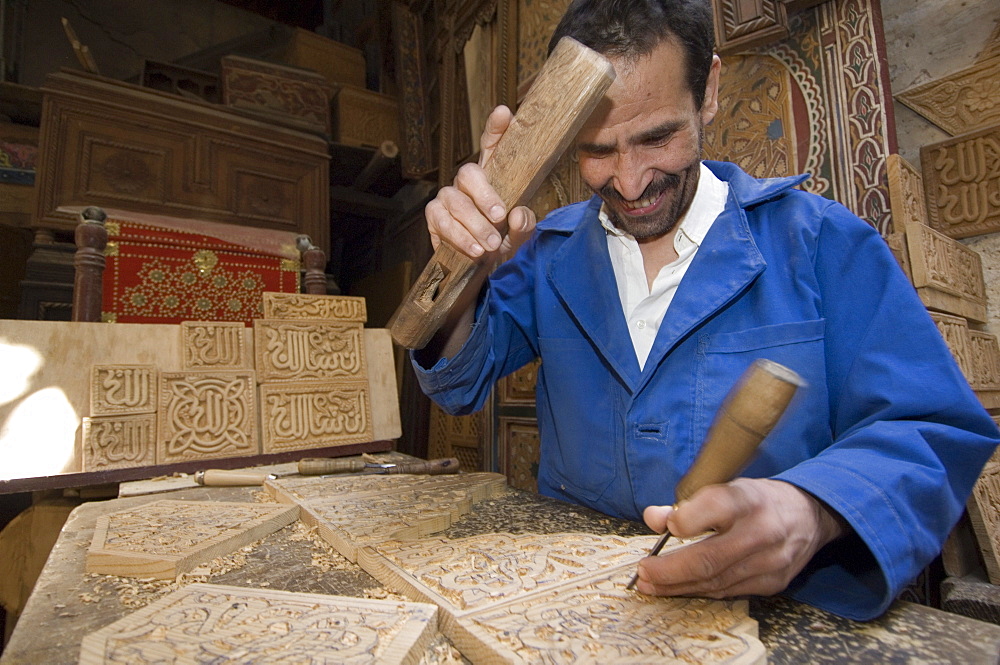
[78,583,438,665]
[391,2,436,178]
[921,125,1000,239]
[896,56,1000,137]
[220,55,333,136]
[968,330,1000,409]
[35,71,330,255]
[714,0,789,54]
[157,371,258,464]
[498,417,540,493]
[429,402,486,472]
[968,447,1000,585]
[929,312,974,380]
[180,321,249,370]
[334,86,401,149]
[86,500,297,579]
[259,381,373,453]
[253,320,367,383]
[498,359,540,406]
[90,364,158,416]
[904,221,988,323]
[887,154,935,233]
[82,413,157,471]
[262,292,368,322]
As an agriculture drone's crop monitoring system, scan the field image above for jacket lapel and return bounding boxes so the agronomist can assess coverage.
[547,206,643,391]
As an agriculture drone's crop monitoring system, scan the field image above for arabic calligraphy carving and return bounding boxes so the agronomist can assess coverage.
[254,320,367,382]
[262,292,368,322]
[181,320,248,370]
[905,222,987,323]
[82,413,157,471]
[259,381,373,453]
[91,365,158,415]
[922,127,1000,239]
[158,371,258,463]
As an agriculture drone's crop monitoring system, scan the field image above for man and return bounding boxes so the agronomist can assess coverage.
[412,0,999,620]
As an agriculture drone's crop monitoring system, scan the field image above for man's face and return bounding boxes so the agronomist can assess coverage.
[576,39,720,240]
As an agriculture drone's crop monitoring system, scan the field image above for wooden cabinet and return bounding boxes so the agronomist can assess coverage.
[34,70,331,255]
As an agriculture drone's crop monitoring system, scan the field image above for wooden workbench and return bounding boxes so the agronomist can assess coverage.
[3,476,1000,664]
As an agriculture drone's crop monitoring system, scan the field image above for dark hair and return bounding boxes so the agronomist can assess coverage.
[548,0,715,110]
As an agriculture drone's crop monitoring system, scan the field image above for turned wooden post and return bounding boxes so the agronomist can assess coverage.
[297,235,327,295]
[72,206,109,322]
[352,140,399,192]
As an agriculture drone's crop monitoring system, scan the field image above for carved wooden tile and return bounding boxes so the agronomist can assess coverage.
[452,567,765,665]
[896,56,1000,137]
[90,365,158,416]
[266,471,507,507]
[904,222,987,322]
[78,583,438,665]
[968,330,1000,410]
[967,447,1000,585]
[921,125,1000,239]
[259,380,373,453]
[254,319,367,382]
[887,154,933,233]
[180,320,248,370]
[929,311,974,379]
[82,414,157,471]
[86,500,298,579]
[262,292,368,322]
[359,532,665,616]
[158,371,258,464]
[296,481,508,562]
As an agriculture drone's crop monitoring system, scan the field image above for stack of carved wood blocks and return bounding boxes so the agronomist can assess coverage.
[887,33,1000,592]
[81,293,374,471]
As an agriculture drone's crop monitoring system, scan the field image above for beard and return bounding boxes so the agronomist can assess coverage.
[599,159,701,240]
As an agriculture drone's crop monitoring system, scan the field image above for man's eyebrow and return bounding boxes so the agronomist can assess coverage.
[631,120,685,145]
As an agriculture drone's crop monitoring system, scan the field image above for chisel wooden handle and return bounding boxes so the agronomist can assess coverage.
[298,458,368,475]
[194,469,270,486]
[388,36,616,349]
[297,457,461,476]
[675,358,805,502]
[379,458,461,475]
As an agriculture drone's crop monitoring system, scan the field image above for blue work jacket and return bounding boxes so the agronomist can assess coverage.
[414,160,999,620]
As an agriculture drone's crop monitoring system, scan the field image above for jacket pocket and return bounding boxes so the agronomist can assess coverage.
[536,337,618,502]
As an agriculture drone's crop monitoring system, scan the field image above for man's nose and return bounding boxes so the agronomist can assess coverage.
[612,151,654,201]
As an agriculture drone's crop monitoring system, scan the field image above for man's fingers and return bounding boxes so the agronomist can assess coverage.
[479,105,513,166]
[642,504,674,534]
[425,188,495,258]
[667,484,744,539]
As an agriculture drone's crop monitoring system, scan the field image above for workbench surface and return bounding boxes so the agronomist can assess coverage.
[4,478,1000,664]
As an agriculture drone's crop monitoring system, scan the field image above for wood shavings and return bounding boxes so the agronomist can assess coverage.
[419,636,467,665]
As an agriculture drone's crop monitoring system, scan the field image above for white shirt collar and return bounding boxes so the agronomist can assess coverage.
[598,162,728,253]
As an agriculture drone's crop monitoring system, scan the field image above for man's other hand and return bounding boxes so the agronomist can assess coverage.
[635,478,846,598]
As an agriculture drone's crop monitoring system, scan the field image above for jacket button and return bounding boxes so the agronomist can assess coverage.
[560,484,566,491]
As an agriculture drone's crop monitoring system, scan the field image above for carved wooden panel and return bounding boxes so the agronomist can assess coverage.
[968,330,1000,410]
[929,311,974,380]
[280,27,367,90]
[262,292,368,322]
[359,530,762,665]
[82,413,157,471]
[334,85,401,149]
[921,125,1000,240]
[453,569,765,664]
[35,70,330,255]
[429,403,486,471]
[968,446,1000,585]
[713,0,789,55]
[885,232,911,281]
[498,359,539,406]
[904,221,987,323]
[86,500,297,579]
[253,320,367,383]
[220,54,333,136]
[391,2,435,178]
[359,532,661,615]
[887,154,934,233]
[180,321,249,370]
[499,417,540,493]
[896,56,1000,137]
[157,371,258,464]
[259,381,373,454]
[90,364,158,416]
[78,583,437,665]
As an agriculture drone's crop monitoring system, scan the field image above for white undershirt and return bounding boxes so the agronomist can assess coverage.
[601,163,729,370]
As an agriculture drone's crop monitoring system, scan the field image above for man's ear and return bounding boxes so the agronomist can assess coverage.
[701,54,722,125]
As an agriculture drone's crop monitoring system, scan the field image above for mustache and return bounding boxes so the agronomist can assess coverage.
[598,173,681,205]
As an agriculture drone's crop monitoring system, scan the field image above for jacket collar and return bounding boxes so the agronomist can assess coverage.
[544,162,804,393]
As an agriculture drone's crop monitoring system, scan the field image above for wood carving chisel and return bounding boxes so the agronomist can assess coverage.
[298,457,461,476]
[625,358,805,590]
[192,469,296,486]
[388,36,616,349]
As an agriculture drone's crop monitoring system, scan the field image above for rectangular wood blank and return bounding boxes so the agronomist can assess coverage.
[78,583,438,665]
[905,221,987,323]
[968,447,1000,585]
[86,500,298,579]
